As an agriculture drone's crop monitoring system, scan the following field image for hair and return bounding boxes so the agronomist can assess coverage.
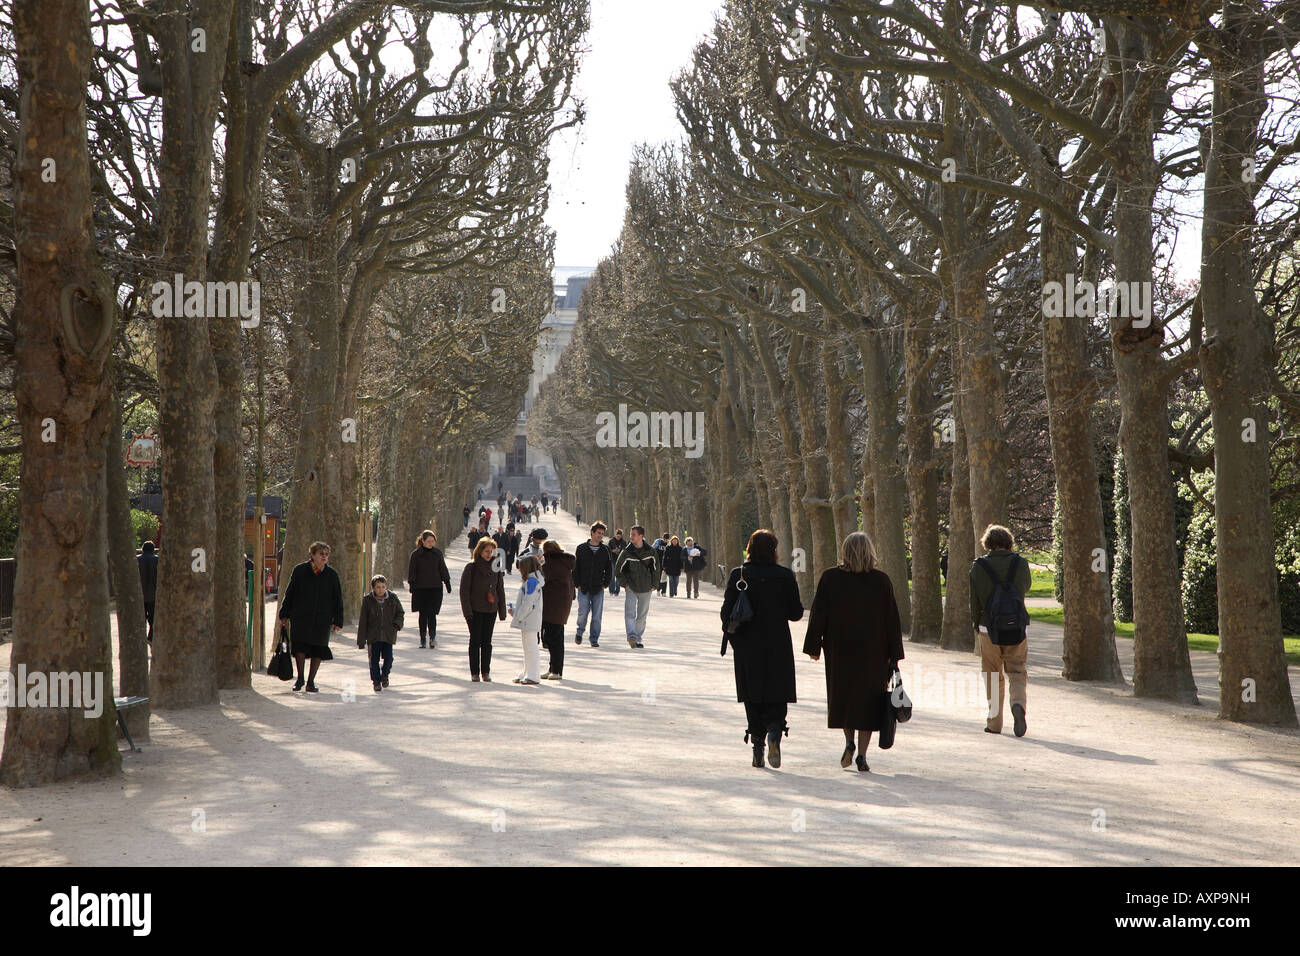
[630,525,645,536]
[542,539,562,554]
[615,528,623,535]
[670,535,680,546]
[417,529,437,546]
[839,531,878,574]
[661,531,669,539]
[309,541,331,555]
[745,529,778,563]
[472,537,496,561]
[981,524,1015,552]
[518,555,541,576]
[370,574,387,587]
[684,537,693,544]
[141,541,155,553]
[590,521,607,533]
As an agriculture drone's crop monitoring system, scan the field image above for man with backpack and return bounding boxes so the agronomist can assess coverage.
[970,524,1032,737]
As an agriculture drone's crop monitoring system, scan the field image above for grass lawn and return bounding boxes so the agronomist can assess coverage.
[1024,605,1300,666]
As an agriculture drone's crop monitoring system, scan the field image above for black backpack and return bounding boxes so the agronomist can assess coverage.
[976,555,1029,645]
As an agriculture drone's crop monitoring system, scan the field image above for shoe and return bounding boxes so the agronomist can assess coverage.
[482,675,492,682]
[1012,703,1027,738]
[752,744,765,768]
[430,640,436,649]
[589,641,599,647]
[984,727,999,734]
[373,681,382,692]
[382,677,389,688]
[293,678,305,691]
[855,755,870,772]
[575,635,582,645]
[635,642,644,648]
[520,678,540,685]
[471,674,480,682]
[420,641,426,648]
[305,682,319,693]
[767,730,782,768]
[628,637,637,648]
[512,677,524,684]
[841,743,856,768]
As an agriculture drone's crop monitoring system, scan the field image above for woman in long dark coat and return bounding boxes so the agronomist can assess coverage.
[278,541,344,692]
[803,531,904,772]
[407,530,452,648]
[720,529,804,769]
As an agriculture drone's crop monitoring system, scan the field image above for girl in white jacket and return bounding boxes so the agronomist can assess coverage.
[508,555,544,684]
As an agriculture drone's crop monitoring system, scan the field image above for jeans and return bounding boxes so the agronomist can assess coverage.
[667,573,680,597]
[576,587,604,642]
[541,621,564,675]
[468,611,497,676]
[624,590,652,643]
[609,567,620,596]
[744,701,788,739]
[368,641,393,683]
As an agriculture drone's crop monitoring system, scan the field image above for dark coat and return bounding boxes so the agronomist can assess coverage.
[685,545,708,572]
[460,556,506,621]
[541,551,577,625]
[357,591,405,646]
[720,561,804,703]
[573,541,612,592]
[407,545,452,592]
[802,567,904,730]
[137,551,158,602]
[279,560,345,644]
[662,544,684,575]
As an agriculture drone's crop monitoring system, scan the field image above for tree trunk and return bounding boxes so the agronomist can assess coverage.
[903,305,943,643]
[940,390,975,652]
[2,0,120,786]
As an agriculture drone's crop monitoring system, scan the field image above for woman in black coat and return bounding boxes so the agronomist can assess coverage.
[661,536,685,597]
[720,529,804,769]
[278,542,345,692]
[407,530,452,648]
[803,531,904,772]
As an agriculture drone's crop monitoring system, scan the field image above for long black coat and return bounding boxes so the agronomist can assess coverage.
[802,567,904,730]
[720,561,804,703]
[279,560,345,644]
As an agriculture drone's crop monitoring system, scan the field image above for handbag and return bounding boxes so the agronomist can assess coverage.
[878,689,897,750]
[889,666,912,723]
[267,625,295,681]
[720,569,755,655]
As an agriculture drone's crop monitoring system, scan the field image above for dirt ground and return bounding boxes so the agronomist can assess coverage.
[2,506,1297,866]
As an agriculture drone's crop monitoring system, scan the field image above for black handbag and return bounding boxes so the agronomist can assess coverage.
[267,625,295,681]
[878,689,897,750]
[720,570,755,655]
[889,666,912,723]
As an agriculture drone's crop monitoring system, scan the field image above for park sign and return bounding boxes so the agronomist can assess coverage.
[125,429,159,468]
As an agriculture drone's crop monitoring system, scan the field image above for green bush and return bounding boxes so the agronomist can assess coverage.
[130,508,159,548]
[1180,477,1218,634]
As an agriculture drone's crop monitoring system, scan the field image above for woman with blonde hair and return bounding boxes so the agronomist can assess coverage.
[803,531,904,772]
[459,535,506,681]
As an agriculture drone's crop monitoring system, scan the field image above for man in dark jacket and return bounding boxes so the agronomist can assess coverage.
[572,521,612,646]
[969,524,1032,737]
[492,526,513,571]
[607,529,627,596]
[614,526,661,648]
[278,541,345,692]
[683,537,708,599]
[138,541,159,643]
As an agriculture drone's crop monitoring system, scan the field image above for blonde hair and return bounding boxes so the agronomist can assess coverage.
[472,537,496,561]
[839,532,877,574]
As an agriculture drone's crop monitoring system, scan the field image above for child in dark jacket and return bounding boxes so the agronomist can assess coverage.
[358,574,404,692]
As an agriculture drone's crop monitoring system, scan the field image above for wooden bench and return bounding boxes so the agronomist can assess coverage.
[114,695,148,753]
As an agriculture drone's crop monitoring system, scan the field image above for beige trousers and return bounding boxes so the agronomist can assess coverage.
[979,631,1027,732]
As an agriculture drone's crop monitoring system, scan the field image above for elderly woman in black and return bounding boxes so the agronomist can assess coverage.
[803,531,904,772]
[278,541,345,692]
[407,530,452,649]
[721,529,804,769]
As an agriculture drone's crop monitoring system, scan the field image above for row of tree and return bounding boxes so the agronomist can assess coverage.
[531,0,1300,726]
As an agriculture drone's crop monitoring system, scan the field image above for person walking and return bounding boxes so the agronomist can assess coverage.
[970,524,1032,737]
[540,539,576,679]
[573,521,611,646]
[407,530,452,649]
[662,535,684,597]
[683,537,708,599]
[652,532,669,594]
[460,536,507,682]
[466,525,484,552]
[508,555,544,685]
[541,491,550,513]
[357,574,404,692]
[278,541,344,692]
[607,528,627,596]
[720,529,804,768]
[137,541,158,643]
[462,505,471,528]
[575,502,583,525]
[802,532,904,772]
[614,525,660,648]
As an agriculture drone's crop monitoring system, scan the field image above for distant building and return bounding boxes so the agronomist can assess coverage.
[488,271,590,494]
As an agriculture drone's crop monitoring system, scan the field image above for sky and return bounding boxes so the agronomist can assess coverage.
[544,1,727,273]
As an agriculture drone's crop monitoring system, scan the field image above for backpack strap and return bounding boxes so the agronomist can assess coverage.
[975,556,1007,585]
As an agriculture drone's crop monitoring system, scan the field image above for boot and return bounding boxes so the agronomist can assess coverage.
[746,730,764,768]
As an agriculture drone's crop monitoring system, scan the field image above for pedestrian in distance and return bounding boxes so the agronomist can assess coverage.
[573,521,611,646]
[662,535,684,597]
[802,532,904,772]
[407,530,452,649]
[462,505,471,528]
[721,529,804,769]
[508,555,544,685]
[683,537,708,599]
[575,502,583,525]
[137,541,158,643]
[652,532,669,594]
[614,525,660,648]
[540,539,576,679]
[607,528,627,596]
[460,536,506,682]
[278,541,344,692]
[970,524,1032,737]
[357,574,404,692]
